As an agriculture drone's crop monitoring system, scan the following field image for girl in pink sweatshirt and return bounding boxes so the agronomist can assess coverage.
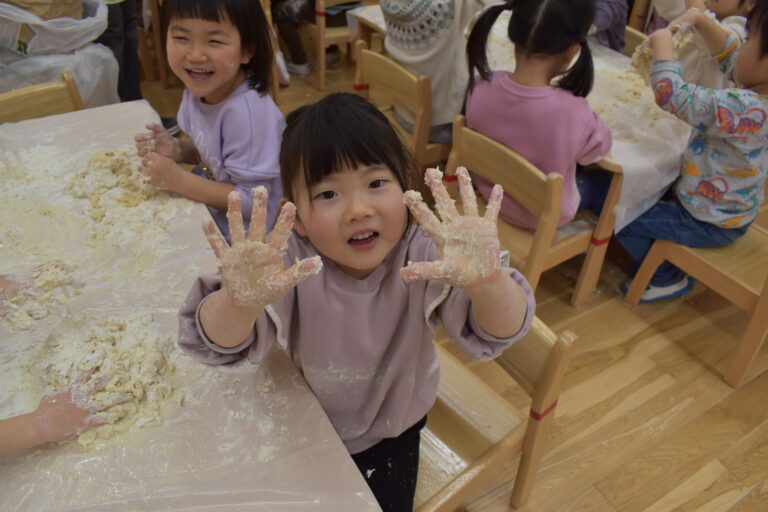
[178,93,535,510]
[465,0,613,230]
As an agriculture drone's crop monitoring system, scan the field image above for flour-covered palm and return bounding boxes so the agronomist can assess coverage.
[401,167,503,288]
[203,188,322,308]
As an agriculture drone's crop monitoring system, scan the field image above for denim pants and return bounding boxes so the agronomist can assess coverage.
[615,190,749,286]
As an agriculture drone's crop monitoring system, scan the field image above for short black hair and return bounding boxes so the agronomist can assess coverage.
[162,0,273,94]
[280,93,416,207]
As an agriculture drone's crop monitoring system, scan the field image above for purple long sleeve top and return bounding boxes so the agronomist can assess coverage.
[177,82,285,229]
[178,227,535,454]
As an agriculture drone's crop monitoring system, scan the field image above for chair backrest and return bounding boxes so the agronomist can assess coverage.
[0,72,85,123]
[418,317,576,510]
[355,40,432,168]
[623,25,648,58]
[495,316,575,404]
[445,114,563,249]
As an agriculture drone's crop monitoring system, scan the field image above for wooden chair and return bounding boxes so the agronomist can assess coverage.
[628,0,652,31]
[261,0,282,104]
[299,0,357,90]
[444,115,623,306]
[0,72,85,123]
[417,318,576,510]
[624,223,768,387]
[354,40,451,175]
[623,25,648,58]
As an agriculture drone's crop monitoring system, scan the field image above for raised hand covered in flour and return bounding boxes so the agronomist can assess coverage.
[401,167,503,289]
[203,187,323,309]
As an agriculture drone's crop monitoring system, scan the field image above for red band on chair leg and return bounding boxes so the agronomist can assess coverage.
[443,174,458,182]
[530,400,558,421]
[590,236,611,246]
[353,83,369,91]
[316,10,326,15]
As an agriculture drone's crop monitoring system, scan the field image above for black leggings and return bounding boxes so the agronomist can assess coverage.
[351,416,427,512]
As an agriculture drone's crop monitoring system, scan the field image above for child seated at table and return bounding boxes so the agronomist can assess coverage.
[380,0,496,144]
[465,0,613,230]
[134,0,284,241]
[177,93,534,511]
[662,0,756,88]
[617,0,768,302]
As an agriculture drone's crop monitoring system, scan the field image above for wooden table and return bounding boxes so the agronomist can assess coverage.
[0,101,381,512]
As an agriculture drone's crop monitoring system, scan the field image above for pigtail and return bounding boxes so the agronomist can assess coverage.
[466,3,512,92]
[556,40,594,98]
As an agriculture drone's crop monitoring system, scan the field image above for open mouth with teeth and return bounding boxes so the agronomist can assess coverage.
[348,231,379,245]
[186,68,214,80]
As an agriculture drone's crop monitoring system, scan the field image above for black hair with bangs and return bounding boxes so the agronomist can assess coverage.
[280,93,416,210]
[747,0,768,58]
[162,0,272,94]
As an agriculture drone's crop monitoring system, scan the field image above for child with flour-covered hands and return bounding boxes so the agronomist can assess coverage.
[134,0,285,242]
[178,93,535,511]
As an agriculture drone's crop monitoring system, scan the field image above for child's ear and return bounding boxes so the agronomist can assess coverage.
[241,49,254,64]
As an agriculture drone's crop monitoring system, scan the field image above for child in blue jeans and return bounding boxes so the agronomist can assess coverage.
[618,0,768,302]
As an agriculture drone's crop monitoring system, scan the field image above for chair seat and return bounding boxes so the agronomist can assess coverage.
[480,197,596,272]
[415,345,524,509]
[667,225,768,310]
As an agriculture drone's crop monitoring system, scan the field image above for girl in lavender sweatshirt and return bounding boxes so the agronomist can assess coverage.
[178,93,535,511]
[134,0,285,240]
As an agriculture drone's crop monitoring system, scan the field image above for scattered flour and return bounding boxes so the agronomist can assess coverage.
[31,311,181,447]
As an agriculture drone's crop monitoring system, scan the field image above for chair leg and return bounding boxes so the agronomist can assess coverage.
[571,240,609,307]
[316,40,326,90]
[624,240,672,305]
[510,410,555,508]
[724,294,768,387]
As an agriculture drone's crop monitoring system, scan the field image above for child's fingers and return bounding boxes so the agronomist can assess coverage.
[483,184,503,222]
[278,256,323,290]
[247,187,268,242]
[400,261,461,283]
[203,219,229,259]
[403,191,445,244]
[456,167,479,217]
[425,168,460,222]
[226,191,247,245]
[146,123,165,134]
[268,201,296,252]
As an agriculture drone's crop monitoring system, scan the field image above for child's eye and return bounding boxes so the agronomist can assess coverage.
[209,40,223,45]
[172,36,188,42]
[314,190,336,200]
[370,179,387,189]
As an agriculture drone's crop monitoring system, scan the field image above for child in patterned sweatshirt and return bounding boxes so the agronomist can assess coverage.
[618,0,768,302]
[177,93,535,511]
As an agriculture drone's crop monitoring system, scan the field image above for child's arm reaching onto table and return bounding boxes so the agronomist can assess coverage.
[0,375,130,458]
[197,187,322,348]
[135,123,236,212]
[402,167,529,338]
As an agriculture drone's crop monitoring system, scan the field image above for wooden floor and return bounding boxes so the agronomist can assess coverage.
[141,59,768,512]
